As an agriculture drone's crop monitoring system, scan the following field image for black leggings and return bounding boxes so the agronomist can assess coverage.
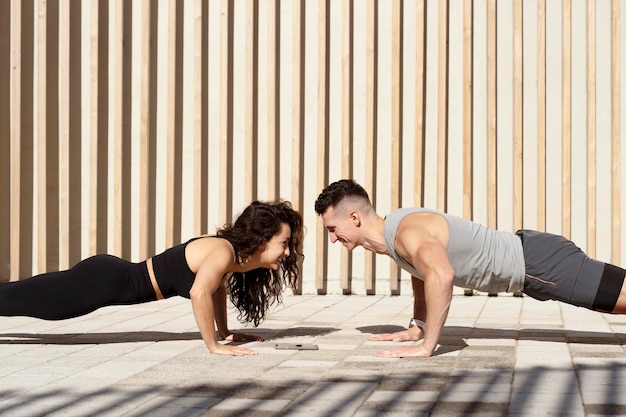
[0,255,157,320]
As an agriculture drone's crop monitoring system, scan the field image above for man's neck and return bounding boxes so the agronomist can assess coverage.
[361,215,388,255]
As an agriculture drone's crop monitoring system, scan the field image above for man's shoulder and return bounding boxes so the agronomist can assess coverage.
[394,210,449,249]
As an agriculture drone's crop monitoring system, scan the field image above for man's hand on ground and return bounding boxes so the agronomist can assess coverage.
[368,326,423,342]
[373,344,433,358]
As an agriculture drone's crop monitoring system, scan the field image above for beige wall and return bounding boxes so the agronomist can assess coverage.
[2,0,626,295]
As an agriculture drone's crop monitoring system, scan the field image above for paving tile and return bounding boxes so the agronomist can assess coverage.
[1,294,624,416]
[211,398,290,411]
[366,389,440,402]
[278,359,339,368]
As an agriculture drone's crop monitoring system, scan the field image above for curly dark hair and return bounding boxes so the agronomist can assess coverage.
[217,201,304,326]
[314,179,371,215]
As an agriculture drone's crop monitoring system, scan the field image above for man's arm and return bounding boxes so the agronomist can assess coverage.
[368,276,426,342]
[374,229,454,358]
[412,276,427,321]
[414,239,454,354]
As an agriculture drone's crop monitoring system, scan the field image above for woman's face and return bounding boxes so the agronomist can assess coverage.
[259,222,292,270]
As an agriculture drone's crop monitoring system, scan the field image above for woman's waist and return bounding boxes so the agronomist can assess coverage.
[146,257,165,300]
[148,252,195,298]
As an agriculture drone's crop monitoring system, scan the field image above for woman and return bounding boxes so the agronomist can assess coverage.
[0,201,304,356]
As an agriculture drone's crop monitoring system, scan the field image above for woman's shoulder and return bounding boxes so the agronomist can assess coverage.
[185,236,237,273]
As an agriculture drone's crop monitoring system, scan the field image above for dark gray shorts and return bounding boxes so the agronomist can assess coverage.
[516,230,624,312]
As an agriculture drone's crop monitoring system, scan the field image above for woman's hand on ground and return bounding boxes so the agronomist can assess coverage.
[209,343,258,356]
[224,332,264,342]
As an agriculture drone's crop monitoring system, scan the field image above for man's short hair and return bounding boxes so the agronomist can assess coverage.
[314,179,371,215]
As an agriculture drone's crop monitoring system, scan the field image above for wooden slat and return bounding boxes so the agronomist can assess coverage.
[611,0,621,263]
[436,0,448,213]
[587,0,596,257]
[487,0,497,229]
[562,0,571,239]
[10,0,22,281]
[112,0,124,257]
[0,0,11,280]
[59,0,70,269]
[341,0,352,293]
[267,0,279,200]
[292,0,304,294]
[537,0,546,232]
[89,0,99,255]
[391,0,401,202]
[219,0,233,224]
[193,0,203,235]
[316,0,329,293]
[37,0,47,272]
[390,0,401,293]
[245,0,258,202]
[463,0,472,220]
[414,0,425,207]
[139,0,151,259]
[68,1,83,266]
[292,0,304,211]
[166,0,177,248]
[365,0,377,293]
[120,0,132,259]
[513,0,523,231]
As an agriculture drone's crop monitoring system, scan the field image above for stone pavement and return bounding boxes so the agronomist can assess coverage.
[1,289,625,417]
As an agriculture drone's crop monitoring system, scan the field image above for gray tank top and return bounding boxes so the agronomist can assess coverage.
[383,207,525,293]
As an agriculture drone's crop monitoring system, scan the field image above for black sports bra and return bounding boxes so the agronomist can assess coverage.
[151,236,236,298]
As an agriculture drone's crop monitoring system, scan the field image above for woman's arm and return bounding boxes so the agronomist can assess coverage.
[190,248,257,356]
[211,282,229,339]
[211,281,264,343]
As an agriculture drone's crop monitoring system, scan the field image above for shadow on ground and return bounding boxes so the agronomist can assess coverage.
[0,327,339,345]
[359,324,626,344]
[1,363,625,416]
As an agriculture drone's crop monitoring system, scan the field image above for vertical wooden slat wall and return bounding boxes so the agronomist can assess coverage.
[2,0,626,294]
[36,0,47,273]
[340,0,352,294]
[462,0,472,221]
[587,0,597,259]
[537,0,546,233]
[436,0,448,213]
[486,0,497,230]
[267,0,279,201]
[2,0,14,281]
[562,0,572,240]
[513,0,523,232]
[390,0,402,294]
[364,0,377,294]
[414,0,425,209]
[612,0,621,264]
[291,0,305,293]
[58,0,69,269]
[315,0,329,294]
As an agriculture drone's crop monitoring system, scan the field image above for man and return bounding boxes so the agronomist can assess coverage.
[314,179,626,358]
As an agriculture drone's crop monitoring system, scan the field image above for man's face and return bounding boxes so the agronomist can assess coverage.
[321,205,360,251]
